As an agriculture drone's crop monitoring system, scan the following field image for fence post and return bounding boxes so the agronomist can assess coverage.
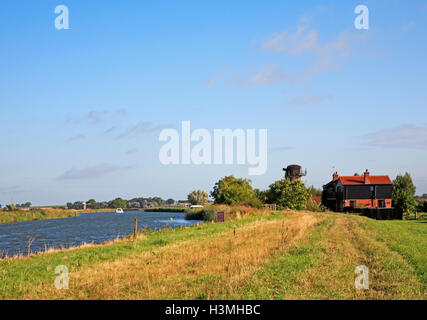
[133,217,138,240]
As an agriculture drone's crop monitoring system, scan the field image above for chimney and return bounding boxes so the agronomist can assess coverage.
[333,172,339,181]
[364,169,370,184]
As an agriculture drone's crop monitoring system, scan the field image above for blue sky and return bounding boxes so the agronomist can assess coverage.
[1,0,426,205]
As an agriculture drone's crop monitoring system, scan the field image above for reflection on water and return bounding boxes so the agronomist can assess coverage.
[0,211,201,257]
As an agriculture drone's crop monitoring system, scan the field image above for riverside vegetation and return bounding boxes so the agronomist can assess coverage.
[0,208,114,224]
[0,207,425,299]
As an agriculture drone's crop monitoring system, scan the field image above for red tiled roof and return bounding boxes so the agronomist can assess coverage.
[339,175,392,185]
[312,196,322,204]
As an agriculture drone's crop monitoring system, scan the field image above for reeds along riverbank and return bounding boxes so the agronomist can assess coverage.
[143,207,187,213]
[0,208,114,224]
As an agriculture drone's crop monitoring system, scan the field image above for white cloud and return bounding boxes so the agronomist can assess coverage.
[402,21,416,32]
[0,186,23,194]
[57,164,121,180]
[65,134,86,142]
[228,64,294,88]
[363,125,427,149]
[116,121,164,140]
[262,24,353,80]
[288,94,331,105]
[126,148,139,155]
[204,67,229,86]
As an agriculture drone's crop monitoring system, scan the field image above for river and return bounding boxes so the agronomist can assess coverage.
[0,211,201,257]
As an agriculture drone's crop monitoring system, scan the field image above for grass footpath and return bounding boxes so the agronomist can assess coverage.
[0,210,425,300]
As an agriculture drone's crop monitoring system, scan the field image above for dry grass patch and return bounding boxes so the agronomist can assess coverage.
[25,211,321,299]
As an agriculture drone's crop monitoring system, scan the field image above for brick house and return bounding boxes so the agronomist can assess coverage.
[322,170,393,212]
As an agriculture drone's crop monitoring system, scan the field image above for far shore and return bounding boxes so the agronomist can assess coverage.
[0,207,190,225]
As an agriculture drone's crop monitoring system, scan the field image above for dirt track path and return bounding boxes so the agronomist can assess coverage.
[235,214,424,300]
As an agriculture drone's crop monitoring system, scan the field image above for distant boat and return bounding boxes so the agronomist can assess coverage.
[116,208,124,214]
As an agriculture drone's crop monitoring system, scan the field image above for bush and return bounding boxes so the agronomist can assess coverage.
[393,173,417,213]
[185,204,264,221]
[211,175,259,206]
[305,198,326,212]
[187,190,209,205]
[265,179,311,210]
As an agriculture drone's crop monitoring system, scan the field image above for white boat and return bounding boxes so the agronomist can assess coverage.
[115,208,124,214]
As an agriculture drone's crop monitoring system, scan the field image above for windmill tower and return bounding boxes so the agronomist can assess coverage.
[283,164,307,181]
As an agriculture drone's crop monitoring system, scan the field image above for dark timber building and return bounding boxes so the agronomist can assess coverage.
[322,169,393,212]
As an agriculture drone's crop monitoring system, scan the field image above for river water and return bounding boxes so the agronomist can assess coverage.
[0,211,201,257]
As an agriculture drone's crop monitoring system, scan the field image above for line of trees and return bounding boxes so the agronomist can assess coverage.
[202,175,316,210]
[66,197,177,210]
[189,172,423,213]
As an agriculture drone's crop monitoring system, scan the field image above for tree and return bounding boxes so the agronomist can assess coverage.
[187,190,209,205]
[66,202,73,209]
[166,198,175,205]
[211,175,258,206]
[110,198,127,209]
[393,173,417,212]
[87,199,98,209]
[307,185,322,197]
[265,179,311,210]
[6,204,17,211]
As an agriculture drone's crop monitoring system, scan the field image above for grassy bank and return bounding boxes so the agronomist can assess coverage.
[0,210,425,299]
[0,208,113,224]
[144,207,187,213]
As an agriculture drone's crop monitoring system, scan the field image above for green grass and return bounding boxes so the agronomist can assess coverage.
[363,218,427,284]
[228,219,328,299]
[0,211,425,300]
[0,213,283,299]
[230,214,426,299]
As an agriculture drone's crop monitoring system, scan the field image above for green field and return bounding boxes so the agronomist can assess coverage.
[0,210,425,300]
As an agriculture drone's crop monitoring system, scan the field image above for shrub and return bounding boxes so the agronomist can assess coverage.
[265,179,311,210]
[187,190,209,205]
[393,173,417,213]
[211,175,258,206]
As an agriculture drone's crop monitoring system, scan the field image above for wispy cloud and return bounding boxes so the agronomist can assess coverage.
[0,186,23,194]
[126,148,139,155]
[228,64,294,88]
[116,121,164,140]
[402,21,416,32]
[288,94,331,105]
[57,164,121,180]
[214,16,361,89]
[65,134,86,142]
[362,125,427,149]
[103,126,119,135]
[65,108,128,126]
[269,146,295,154]
[204,67,229,86]
[262,24,354,81]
